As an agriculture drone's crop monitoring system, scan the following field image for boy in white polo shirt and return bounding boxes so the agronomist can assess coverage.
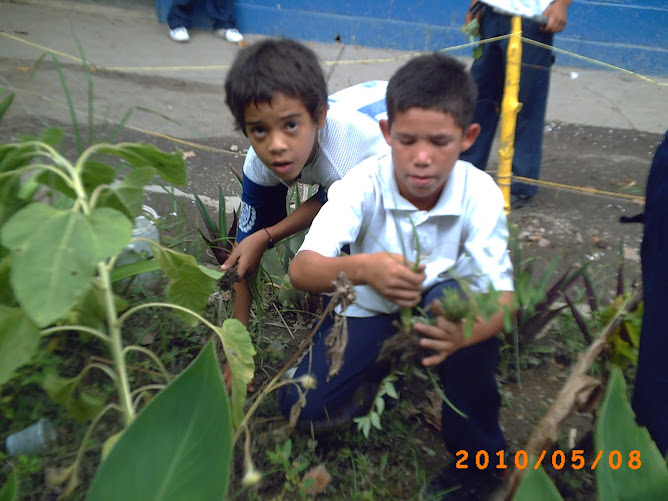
[282,53,515,500]
[220,39,388,327]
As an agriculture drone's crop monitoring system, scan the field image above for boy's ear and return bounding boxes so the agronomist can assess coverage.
[379,119,391,145]
[315,105,327,129]
[460,123,481,152]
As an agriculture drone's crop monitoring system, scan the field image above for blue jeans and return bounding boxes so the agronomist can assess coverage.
[460,7,555,197]
[167,0,236,30]
[279,280,505,456]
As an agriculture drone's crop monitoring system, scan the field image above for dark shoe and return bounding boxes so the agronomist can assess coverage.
[422,462,506,501]
[510,194,533,209]
[296,381,379,434]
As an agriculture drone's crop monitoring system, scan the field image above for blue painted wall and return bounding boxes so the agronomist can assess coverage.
[156,0,668,76]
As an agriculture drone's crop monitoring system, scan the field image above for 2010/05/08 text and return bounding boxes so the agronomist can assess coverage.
[455,450,642,470]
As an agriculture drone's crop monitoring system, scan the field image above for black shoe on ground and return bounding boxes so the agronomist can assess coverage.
[510,194,533,209]
[421,462,506,501]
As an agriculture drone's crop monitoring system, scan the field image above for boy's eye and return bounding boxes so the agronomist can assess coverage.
[432,139,450,146]
[285,121,298,131]
[399,137,416,145]
[249,126,266,137]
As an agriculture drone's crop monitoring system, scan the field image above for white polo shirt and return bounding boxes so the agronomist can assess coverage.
[298,153,514,318]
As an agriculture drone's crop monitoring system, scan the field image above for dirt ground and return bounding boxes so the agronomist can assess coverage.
[1,106,663,499]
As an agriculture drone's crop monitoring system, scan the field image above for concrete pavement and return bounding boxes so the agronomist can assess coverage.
[1,0,667,214]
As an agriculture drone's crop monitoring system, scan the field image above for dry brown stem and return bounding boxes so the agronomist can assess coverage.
[504,289,643,500]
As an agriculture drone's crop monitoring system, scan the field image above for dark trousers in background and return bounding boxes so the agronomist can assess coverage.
[167,0,236,30]
[460,6,555,198]
[632,130,668,456]
[279,280,506,457]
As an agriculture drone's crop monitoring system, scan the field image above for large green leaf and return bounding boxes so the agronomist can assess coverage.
[87,207,133,262]
[151,244,217,326]
[0,176,26,230]
[2,204,97,327]
[214,319,255,427]
[0,306,40,386]
[87,341,232,501]
[513,462,563,501]
[42,372,105,423]
[595,366,668,500]
[96,143,186,186]
[96,167,156,220]
[0,258,16,306]
[0,470,17,501]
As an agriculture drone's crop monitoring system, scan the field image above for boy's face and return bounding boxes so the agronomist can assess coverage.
[243,92,326,183]
[380,108,479,211]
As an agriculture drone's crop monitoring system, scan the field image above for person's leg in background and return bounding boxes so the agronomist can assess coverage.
[459,7,507,172]
[167,0,196,30]
[167,0,196,41]
[511,20,554,199]
[207,0,244,42]
[632,130,668,456]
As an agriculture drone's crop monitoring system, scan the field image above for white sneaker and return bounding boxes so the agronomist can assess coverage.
[169,27,190,42]
[215,28,243,43]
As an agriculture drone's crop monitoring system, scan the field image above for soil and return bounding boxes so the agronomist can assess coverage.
[1,107,663,499]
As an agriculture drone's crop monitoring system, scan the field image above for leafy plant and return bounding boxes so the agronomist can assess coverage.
[353,373,399,438]
[0,131,255,497]
[461,18,483,59]
[513,366,668,500]
[266,439,315,499]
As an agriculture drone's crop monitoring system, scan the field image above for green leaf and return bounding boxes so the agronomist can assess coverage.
[87,207,133,262]
[370,411,381,430]
[197,264,224,281]
[87,342,232,501]
[100,431,123,462]
[214,319,255,427]
[0,470,18,501]
[39,127,64,147]
[96,143,186,186]
[42,372,105,423]
[2,204,97,326]
[0,306,40,386]
[0,90,14,121]
[151,244,217,326]
[96,167,156,220]
[111,259,162,283]
[0,176,26,230]
[0,258,16,306]
[595,366,668,500]
[513,463,563,501]
[81,160,117,193]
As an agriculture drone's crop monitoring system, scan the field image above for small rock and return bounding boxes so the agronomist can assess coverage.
[230,144,239,152]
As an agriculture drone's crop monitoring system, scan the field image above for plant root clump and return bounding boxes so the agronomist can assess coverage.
[377,323,425,370]
[218,267,240,291]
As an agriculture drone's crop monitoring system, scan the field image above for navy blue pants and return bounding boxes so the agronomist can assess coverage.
[459,6,555,198]
[279,280,506,456]
[167,0,236,30]
[632,130,668,456]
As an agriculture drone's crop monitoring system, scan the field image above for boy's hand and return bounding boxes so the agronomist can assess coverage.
[542,0,569,33]
[414,300,467,366]
[220,230,269,278]
[465,0,483,24]
[365,253,425,307]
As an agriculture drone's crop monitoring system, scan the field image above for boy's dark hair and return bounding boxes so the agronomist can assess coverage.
[224,38,328,133]
[385,53,478,130]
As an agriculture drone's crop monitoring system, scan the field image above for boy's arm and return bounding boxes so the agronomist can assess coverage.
[415,290,515,366]
[290,250,425,308]
[223,196,322,278]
